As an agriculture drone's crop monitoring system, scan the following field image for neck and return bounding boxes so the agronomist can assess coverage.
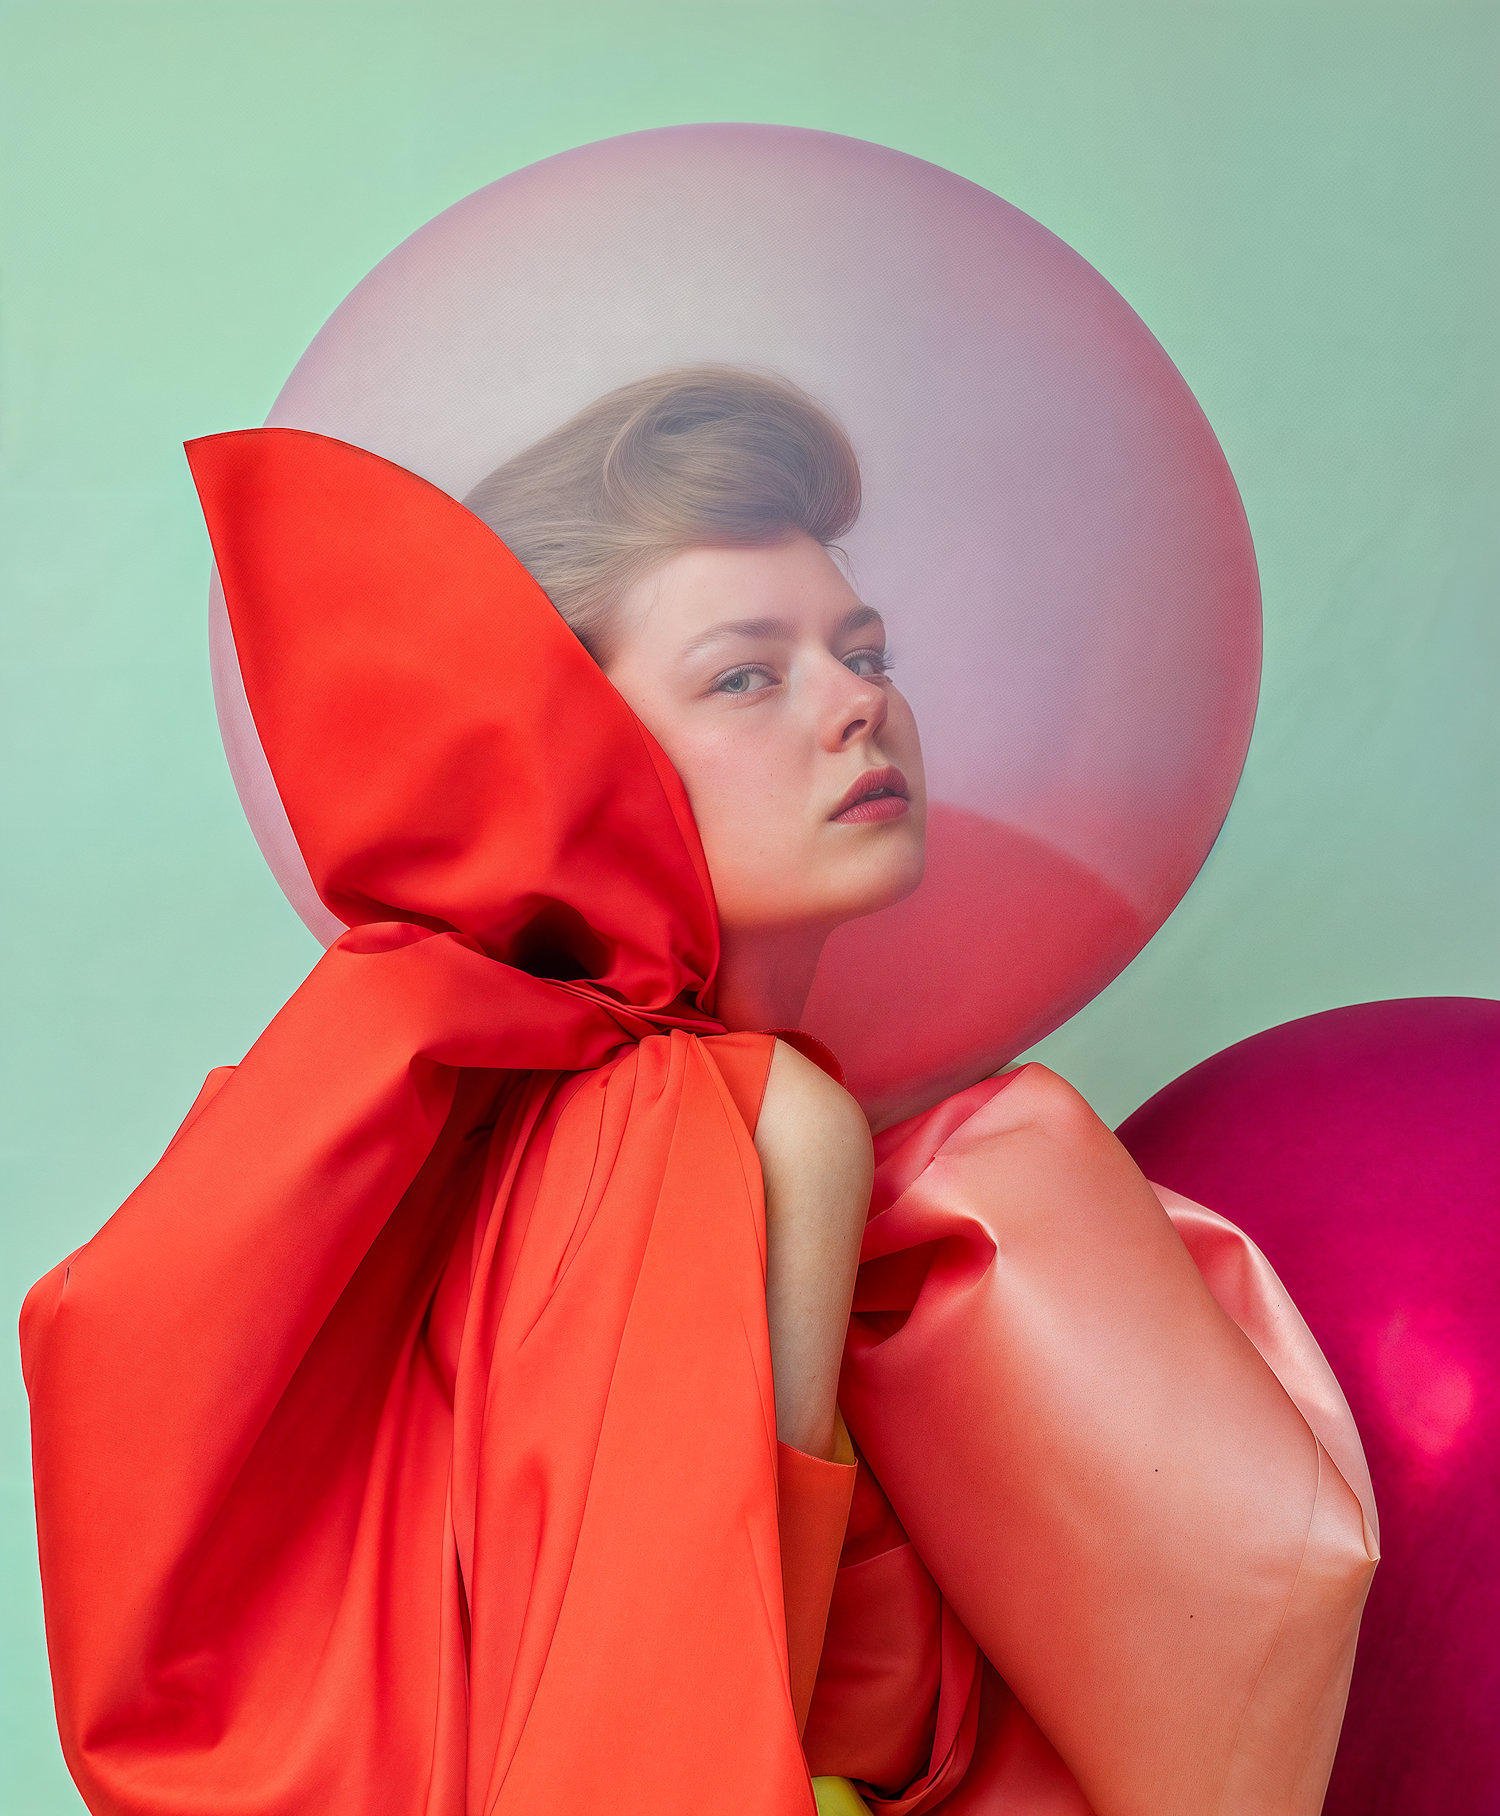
[712,922,830,1033]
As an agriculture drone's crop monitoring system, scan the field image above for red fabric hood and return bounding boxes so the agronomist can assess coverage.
[187,426,719,1015]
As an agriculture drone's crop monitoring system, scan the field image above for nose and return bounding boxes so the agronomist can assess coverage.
[817,656,889,752]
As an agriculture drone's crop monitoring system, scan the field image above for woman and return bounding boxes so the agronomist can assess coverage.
[22,369,1377,1816]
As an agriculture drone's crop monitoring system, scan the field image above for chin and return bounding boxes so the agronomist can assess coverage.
[829,838,926,926]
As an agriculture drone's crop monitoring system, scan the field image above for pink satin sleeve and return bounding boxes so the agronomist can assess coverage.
[840,1064,1378,1816]
[1154,1185,1379,1555]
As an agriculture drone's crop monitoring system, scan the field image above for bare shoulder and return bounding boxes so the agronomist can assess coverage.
[758,1039,871,1143]
[754,1039,874,1180]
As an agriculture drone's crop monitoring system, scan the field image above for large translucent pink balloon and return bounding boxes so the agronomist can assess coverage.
[215,124,1260,1118]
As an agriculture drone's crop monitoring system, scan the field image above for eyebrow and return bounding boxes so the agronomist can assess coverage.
[680,603,883,660]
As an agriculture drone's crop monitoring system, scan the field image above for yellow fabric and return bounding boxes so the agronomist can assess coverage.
[812,1778,871,1815]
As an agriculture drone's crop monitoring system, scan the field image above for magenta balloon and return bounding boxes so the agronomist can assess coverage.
[214,124,1261,1116]
[1118,998,1500,1816]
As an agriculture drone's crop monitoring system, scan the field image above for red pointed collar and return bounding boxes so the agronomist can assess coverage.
[187,428,721,1024]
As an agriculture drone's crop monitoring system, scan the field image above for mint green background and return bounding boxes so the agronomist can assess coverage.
[2,2,1495,1801]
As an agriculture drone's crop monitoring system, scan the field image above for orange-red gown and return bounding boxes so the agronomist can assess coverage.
[21,431,1377,1816]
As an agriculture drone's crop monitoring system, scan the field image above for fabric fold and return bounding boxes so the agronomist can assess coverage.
[22,961,810,1812]
[22,429,815,1816]
[22,427,1377,1816]
[832,1063,1377,1816]
[779,1417,858,1736]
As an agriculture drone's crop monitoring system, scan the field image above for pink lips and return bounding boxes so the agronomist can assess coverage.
[832,766,910,824]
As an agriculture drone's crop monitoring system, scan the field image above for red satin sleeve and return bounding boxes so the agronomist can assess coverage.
[21,943,816,1816]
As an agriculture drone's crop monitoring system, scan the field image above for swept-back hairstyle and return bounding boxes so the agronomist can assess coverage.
[463,365,861,659]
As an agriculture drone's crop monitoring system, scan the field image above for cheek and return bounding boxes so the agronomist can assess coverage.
[660,726,829,931]
[669,726,807,865]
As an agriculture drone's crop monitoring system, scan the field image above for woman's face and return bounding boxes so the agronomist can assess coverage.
[604,531,927,936]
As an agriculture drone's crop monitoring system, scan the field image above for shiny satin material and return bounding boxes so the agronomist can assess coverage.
[780,1418,858,1736]
[23,430,1375,1815]
[191,427,718,996]
[25,1018,807,1814]
[818,1068,1377,1816]
[23,430,810,1813]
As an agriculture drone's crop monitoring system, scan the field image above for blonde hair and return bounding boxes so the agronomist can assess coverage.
[463,366,861,659]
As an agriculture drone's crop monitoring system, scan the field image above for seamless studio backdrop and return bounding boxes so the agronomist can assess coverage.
[2,4,1496,1808]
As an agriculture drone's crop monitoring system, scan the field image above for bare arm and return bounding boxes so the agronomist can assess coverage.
[754,1040,874,1460]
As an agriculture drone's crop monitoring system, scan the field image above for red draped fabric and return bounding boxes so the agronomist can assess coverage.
[23,431,1377,1816]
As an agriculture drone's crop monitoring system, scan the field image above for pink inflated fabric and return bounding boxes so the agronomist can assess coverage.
[213,123,1261,1123]
[816,1063,1377,1815]
[1117,997,1500,1816]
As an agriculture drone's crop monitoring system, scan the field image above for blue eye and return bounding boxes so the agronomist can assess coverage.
[843,647,893,679]
[714,666,775,695]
